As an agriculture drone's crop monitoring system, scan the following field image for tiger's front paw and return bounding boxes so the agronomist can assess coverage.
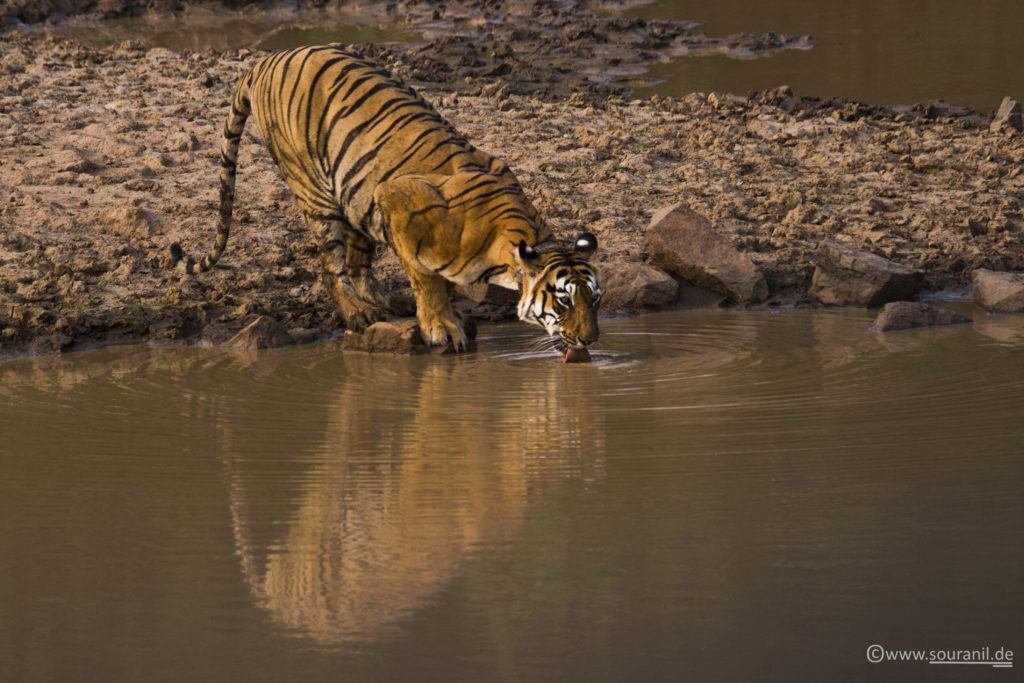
[346,306,387,333]
[419,312,468,352]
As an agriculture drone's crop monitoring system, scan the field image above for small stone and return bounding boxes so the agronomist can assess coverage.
[990,96,1023,133]
[764,84,794,102]
[925,100,973,119]
[864,198,890,215]
[599,261,678,310]
[226,315,294,350]
[646,203,768,304]
[288,327,318,345]
[167,132,200,152]
[810,240,924,307]
[53,147,100,174]
[872,301,972,332]
[971,269,1024,313]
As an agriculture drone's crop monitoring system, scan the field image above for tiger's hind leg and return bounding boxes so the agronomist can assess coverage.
[305,214,387,332]
[342,226,388,312]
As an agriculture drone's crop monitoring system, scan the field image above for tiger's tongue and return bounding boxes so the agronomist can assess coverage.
[563,347,591,363]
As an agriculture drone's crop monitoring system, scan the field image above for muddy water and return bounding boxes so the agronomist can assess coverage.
[630,0,1024,111]
[2,307,1022,681]
[43,1,1024,111]
[44,7,419,52]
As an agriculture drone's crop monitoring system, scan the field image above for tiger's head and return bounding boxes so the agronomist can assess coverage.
[514,234,601,351]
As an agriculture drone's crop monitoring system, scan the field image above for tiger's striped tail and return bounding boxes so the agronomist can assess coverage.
[169,71,253,274]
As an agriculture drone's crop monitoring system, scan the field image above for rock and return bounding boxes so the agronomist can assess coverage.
[925,100,973,119]
[225,316,295,350]
[971,269,1024,313]
[98,207,165,238]
[341,318,478,354]
[342,319,427,354]
[810,240,924,307]
[990,96,1023,133]
[287,327,319,345]
[646,203,768,304]
[746,116,785,140]
[872,301,972,332]
[599,261,678,310]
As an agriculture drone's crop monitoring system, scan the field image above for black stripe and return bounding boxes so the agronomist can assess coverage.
[302,57,353,180]
[374,129,445,186]
[371,107,435,145]
[434,255,458,273]
[282,48,320,125]
[449,186,509,210]
[449,235,494,277]
[474,265,509,284]
[340,175,367,207]
[427,149,467,173]
[328,97,420,183]
[405,203,447,221]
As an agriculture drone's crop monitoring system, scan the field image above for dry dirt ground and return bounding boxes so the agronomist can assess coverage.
[1,1,1022,356]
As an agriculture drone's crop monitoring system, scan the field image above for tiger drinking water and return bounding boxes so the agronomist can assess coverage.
[170,45,601,354]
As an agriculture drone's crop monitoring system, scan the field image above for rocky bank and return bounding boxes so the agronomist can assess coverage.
[1,1,1023,356]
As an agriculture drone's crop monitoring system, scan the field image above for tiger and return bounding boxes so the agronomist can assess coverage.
[169,44,601,353]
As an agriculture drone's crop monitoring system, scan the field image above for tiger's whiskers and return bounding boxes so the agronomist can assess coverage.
[529,335,566,355]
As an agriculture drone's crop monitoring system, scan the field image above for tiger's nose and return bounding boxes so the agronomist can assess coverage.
[579,327,599,346]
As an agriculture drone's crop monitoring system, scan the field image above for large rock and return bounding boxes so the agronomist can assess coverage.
[646,203,768,303]
[599,261,679,310]
[990,96,1023,134]
[342,319,427,354]
[972,269,1024,312]
[810,240,924,307]
[226,315,295,350]
[872,301,972,332]
[342,318,478,354]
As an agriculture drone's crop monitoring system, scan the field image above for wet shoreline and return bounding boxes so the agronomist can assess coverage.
[1,1,1022,357]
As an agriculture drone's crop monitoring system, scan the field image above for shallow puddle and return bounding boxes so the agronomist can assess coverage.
[2,307,1022,680]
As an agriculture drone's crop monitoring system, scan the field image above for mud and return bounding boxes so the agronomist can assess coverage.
[1,1,1022,357]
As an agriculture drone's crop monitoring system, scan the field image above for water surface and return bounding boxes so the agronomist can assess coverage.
[43,6,419,52]
[630,0,1024,111]
[1,307,1021,681]
[39,1,1023,111]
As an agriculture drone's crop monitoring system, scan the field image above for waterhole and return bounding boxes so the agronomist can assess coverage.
[629,0,1024,112]
[2,307,1021,681]
[39,0,1024,111]
[41,6,420,52]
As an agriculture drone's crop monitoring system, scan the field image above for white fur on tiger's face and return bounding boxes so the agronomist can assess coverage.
[515,234,601,351]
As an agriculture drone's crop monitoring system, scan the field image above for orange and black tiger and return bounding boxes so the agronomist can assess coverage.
[170,44,600,351]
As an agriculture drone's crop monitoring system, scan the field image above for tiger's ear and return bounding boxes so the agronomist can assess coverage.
[574,233,598,259]
[514,240,543,273]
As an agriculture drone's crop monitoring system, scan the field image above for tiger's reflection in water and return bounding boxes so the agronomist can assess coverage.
[223,352,606,645]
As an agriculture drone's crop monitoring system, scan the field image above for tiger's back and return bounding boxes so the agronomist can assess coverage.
[246,46,484,239]
[172,45,600,352]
